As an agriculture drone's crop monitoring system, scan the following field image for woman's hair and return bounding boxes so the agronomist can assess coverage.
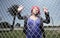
[31,6,40,14]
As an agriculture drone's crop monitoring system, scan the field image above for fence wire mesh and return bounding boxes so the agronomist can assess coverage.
[0,0,60,38]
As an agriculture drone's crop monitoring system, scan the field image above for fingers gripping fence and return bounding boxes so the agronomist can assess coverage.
[0,0,60,38]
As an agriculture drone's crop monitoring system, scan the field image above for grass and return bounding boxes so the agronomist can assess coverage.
[45,30,60,38]
[0,30,60,38]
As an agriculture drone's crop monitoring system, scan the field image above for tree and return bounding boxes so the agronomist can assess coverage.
[8,5,19,30]
[0,22,12,28]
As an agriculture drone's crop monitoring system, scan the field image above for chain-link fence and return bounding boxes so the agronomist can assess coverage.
[0,0,60,38]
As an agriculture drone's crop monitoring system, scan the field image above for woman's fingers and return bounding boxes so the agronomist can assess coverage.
[18,5,24,12]
[43,7,48,13]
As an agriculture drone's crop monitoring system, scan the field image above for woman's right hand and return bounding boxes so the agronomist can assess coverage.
[17,5,24,13]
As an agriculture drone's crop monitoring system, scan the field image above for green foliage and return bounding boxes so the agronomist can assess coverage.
[8,5,19,16]
[0,30,60,38]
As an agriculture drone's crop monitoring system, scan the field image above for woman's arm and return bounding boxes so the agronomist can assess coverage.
[17,13,27,20]
[17,5,27,20]
[43,12,50,24]
[42,7,50,24]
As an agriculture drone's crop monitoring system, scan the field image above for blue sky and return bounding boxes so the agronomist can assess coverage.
[0,0,60,26]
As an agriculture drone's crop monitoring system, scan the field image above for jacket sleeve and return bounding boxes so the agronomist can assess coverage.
[42,12,50,24]
[17,13,27,20]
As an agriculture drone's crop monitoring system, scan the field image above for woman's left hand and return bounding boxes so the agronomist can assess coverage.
[43,7,48,13]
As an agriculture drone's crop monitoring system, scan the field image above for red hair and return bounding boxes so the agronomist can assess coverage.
[31,6,40,14]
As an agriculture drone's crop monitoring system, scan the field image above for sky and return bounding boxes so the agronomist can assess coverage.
[0,0,60,26]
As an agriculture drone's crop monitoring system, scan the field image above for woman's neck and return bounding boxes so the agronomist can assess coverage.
[31,14,37,17]
[30,14,38,21]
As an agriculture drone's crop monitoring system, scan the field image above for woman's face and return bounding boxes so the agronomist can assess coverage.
[32,7,39,15]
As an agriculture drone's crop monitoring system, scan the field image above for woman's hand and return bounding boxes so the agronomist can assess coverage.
[17,5,24,13]
[43,7,48,13]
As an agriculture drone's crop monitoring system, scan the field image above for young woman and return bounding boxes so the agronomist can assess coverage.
[17,6,50,38]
